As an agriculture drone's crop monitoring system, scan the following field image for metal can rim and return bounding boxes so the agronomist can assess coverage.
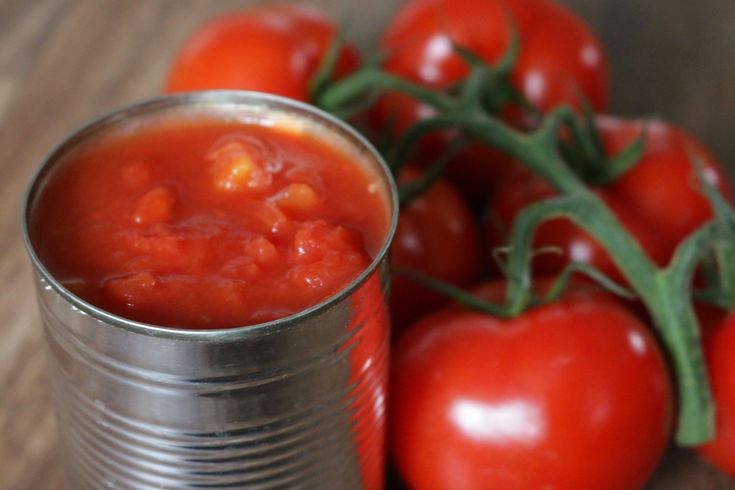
[20,90,399,340]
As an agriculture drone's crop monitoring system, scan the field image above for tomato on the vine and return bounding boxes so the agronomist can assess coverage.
[165,5,359,101]
[380,0,608,114]
[390,281,673,490]
[696,310,735,477]
[486,116,732,282]
[373,0,609,202]
[391,168,482,330]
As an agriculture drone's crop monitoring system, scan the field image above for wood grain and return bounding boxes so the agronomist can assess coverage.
[0,1,733,489]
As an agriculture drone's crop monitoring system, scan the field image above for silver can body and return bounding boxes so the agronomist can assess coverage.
[22,92,398,489]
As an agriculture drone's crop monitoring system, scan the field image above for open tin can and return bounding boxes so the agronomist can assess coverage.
[21,92,398,489]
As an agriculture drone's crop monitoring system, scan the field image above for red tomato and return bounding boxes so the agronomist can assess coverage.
[486,116,732,282]
[373,0,609,202]
[165,5,360,101]
[696,311,735,477]
[391,168,482,330]
[390,281,673,490]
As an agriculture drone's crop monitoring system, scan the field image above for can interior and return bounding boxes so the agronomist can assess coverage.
[21,91,399,338]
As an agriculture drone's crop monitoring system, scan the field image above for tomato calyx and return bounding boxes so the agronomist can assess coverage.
[308,29,348,103]
[448,29,538,119]
[308,30,386,117]
[559,104,647,186]
[692,159,735,311]
[313,33,530,206]
[315,28,533,124]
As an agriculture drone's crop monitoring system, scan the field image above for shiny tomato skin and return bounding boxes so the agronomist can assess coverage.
[374,0,609,202]
[376,0,609,122]
[165,5,359,101]
[369,92,517,206]
[486,164,668,282]
[486,116,731,281]
[381,0,537,91]
[598,116,732,260]
[390,283,673,490]
[512,0,609,114]
[696,312,735,477]
[380,0,608,114]
[391,168,482,330]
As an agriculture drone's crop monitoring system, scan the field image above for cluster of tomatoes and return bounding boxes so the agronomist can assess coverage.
[164,1,735,488]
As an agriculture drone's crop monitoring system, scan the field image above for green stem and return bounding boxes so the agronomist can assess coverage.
[499,194,658,314]
[308,31,346,101]
[543,261,634,304]
[398,139,468,205]
[387,107,583,193]
[317,63,719,444]
[647,222,720,444]
[391,103,718,443]
[596,133,647,185]
[393,266,515,318]
[693,154,735,309]
[714,244,735,305]
[317,69,455,114]
[502,191,716,444]
[564,113,600,169]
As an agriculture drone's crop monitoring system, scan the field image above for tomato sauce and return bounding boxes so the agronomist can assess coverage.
[30,116,390,329]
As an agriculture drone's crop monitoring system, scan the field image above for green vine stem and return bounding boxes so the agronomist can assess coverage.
[489,191,718,444]
[393,266,517,318]
[317,68,455,115]
[560,106,647,186]
[693,157,735,309]
[395,258,633,318]
[317,65,721,445]
[541,260,634,304]
[653,223,721,440]
[397,139,469,205]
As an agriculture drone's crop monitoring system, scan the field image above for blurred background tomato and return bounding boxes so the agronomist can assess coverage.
[2,1,734,489]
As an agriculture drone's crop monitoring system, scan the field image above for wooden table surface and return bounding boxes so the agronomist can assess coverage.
[1,1,734,489]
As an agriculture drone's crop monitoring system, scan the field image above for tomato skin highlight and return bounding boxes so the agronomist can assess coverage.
[597,116,732,258]
[696,312,735,477]
[380,0,608,115]
[486,164,669,283]
[512,0,609,114]
[486,116,732,281]
[390,168,483,330]
[374,0,609,202]
[390,283,673,490]
[165,5,359,101]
